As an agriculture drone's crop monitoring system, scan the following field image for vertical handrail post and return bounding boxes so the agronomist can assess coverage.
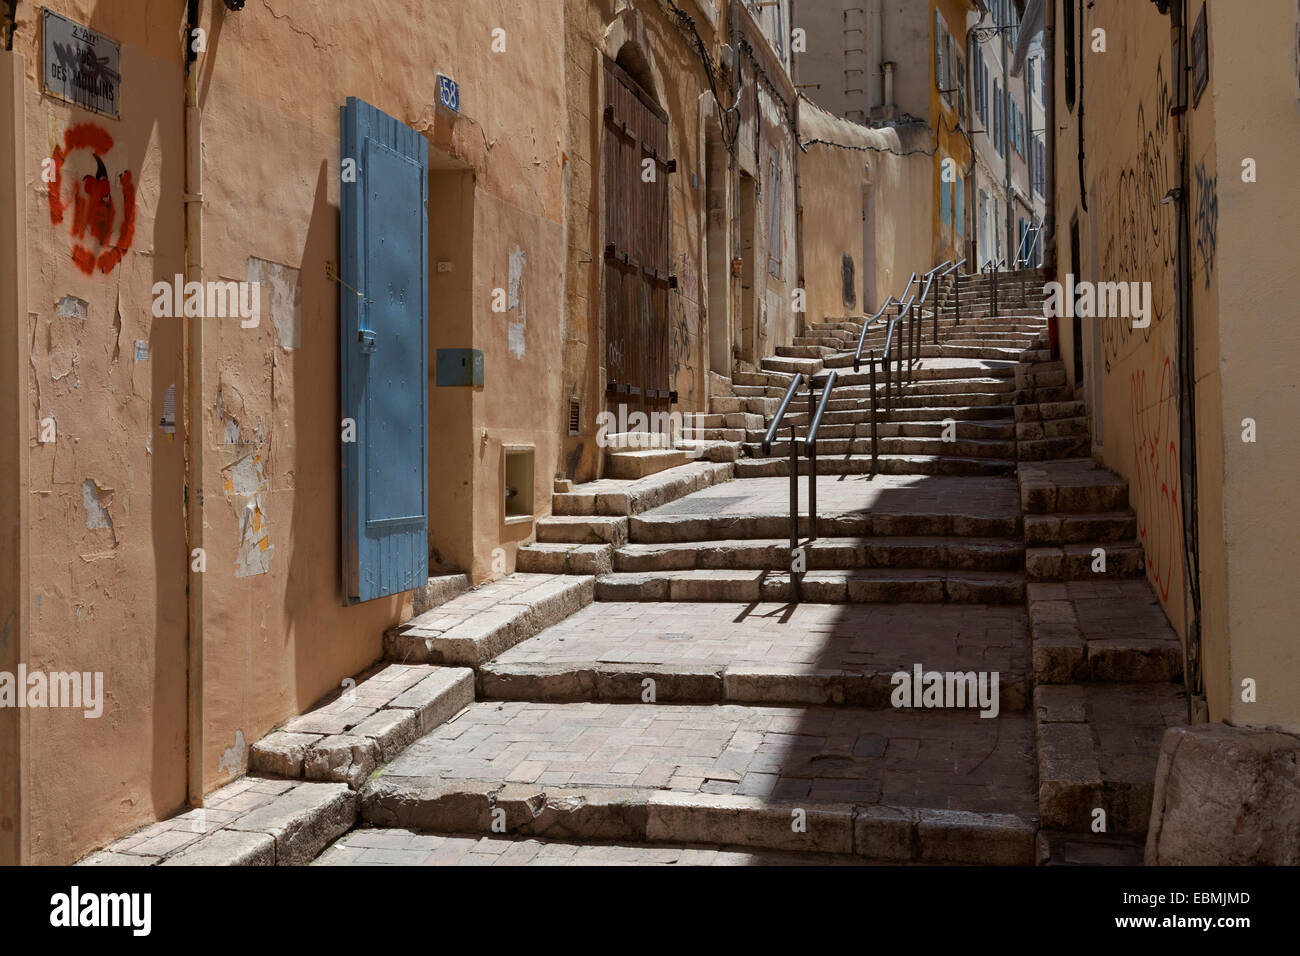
[869,351,879,474]
[807,379,817,542]
[954,269,962,326]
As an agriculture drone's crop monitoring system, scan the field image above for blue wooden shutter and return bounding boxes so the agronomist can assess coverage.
[340,97,429,603]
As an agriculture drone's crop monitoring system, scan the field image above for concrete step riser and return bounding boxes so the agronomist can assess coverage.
[595,573,1025,605]
[361,778,1034,864]
[734,457,1018,478]
[629,513,1022,543]
[614,539,1024,574]
[746,438,1016,459]
[477,664,1029,713]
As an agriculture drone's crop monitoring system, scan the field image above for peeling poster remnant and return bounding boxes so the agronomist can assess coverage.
[81,478,116,546]
[223,453,273,577]
[246,256,302,349]
[508,245,526,359]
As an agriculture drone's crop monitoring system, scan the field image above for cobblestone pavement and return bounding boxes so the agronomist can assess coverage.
[381,700,1037,814]
[489,601,1028,676]
[315,828,872,866]
[644,474,1021,520]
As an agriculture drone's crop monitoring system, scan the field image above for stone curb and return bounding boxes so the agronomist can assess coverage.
[359,777,1035,864]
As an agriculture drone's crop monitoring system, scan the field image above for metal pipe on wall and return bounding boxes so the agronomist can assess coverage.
[183,0,206,809]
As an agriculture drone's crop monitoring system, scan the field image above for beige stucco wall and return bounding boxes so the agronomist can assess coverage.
[798,97,933,325]
[1203,0,1300,731]
[7,0,567,863]
[1051,0,1300,730]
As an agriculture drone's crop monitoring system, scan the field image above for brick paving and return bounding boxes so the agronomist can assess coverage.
[380,700,1037,815]
[489,600,1028,678]
[315,828,871,866]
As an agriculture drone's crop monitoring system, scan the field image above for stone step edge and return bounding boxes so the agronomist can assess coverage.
[594,569,1025,604]
[477,659,1029,712]
[360,778,1035,865]
[554,461,735,517]
[250,666,476,788]
[1027,587,1182,685]
[385,575,596,666]
[80,779,358,867]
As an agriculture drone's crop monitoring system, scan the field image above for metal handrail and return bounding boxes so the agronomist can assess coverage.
[803,369,837,543]
[941,257,967,328]
[1014,224,1042,269]
[852,296,896,373]
[760,372,804,457]
[803,370,838,455]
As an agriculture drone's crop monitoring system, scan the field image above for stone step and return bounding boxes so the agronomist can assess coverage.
[605,448,691,479]
[1017,435,1092,461]
[1025,542,1145,581]
[477,600,1029,711]
[629,510,1021,545]
[777,404,1014,427]
[316,828,877,866]
[745,419,1016,442]
[1035,682,1188,837]
[761,356,823,375]
[594,568,1025,604]
[1019,459,1130,515]
[734,454,1018,478]
[360,700,1036,863]
[385,573,596,666]
[411,573,471,616]
[554,460,734,516]
[516,542,613,575]
[1023,511,1137,546]
[536,514,629,546]
[1014,400,1087,422]
[84,778,358,866]
[612,536,1023,573]
[1027,580,1183,684]
[777,344,835,359]
[251,663,475,788]
[746,435,1017,460]
[1015,417,1089,440]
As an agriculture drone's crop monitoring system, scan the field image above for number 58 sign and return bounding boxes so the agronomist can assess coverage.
[437,73,460,114]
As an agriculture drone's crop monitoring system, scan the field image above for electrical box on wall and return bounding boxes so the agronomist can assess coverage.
[436,348,484,387]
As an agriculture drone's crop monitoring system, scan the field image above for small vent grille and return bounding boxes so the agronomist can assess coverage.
[568,398,581,436]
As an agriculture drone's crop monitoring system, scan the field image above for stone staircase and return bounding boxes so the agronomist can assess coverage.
[326,266,1184,867]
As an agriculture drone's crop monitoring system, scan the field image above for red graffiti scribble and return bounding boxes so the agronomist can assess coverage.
[1131,355,1184,604]
[48,122,136,276]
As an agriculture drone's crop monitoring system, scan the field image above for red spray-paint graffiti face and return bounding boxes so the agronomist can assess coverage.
[48,122,136,276]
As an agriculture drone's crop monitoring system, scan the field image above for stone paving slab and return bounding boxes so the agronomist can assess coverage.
[370,700,1036,822]
[1027,580,1183,683]
[638,475,1021,525]
[81,777,357,866]
[1035,682,1187,837]
[386,573,595,665]
[314,828,874,866]
[251,662,474,788]
[480,601,1029,710]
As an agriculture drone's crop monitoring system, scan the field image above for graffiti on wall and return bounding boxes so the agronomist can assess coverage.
[1098,59,1175,372]
[47,122,136,276]
[1130,354,1184,605]
[1193,159,1218,290]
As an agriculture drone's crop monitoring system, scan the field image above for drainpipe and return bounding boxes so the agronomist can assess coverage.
[1000,13,1013,258]
[183,0,205,808]
[1170,0,1203,722]
[869,0,882,114]
[1043,0,1056,273]
[882,61,894,112]
[793,95,805,334]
